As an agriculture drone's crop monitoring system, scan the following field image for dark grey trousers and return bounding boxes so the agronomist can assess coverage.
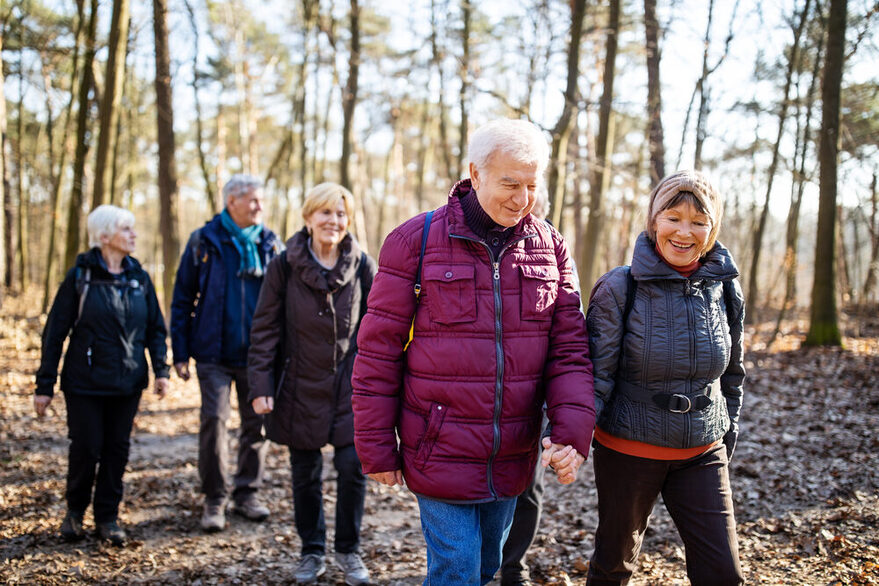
[500,454,546,585]
[587,441,743,586]
[196,362,267,503]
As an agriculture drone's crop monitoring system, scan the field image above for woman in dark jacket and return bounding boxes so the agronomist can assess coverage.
[248,183,376,586]
[35,204,170,546]
[585,170,745,585]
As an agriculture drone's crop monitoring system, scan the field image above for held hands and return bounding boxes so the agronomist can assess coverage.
[252,396,274,414]
[368,470,405,487]
[541,437,585,485]
[34,395,52,418]
[155,377,169,399]
[174,362,190,381]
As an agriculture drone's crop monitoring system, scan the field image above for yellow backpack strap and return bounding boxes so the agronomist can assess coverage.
[404,210,435,351]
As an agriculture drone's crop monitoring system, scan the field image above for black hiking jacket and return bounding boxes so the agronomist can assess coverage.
[36,248,170,398]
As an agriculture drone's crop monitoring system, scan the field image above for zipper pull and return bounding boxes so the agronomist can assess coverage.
[493,262,500,281]
[87,347,92,366]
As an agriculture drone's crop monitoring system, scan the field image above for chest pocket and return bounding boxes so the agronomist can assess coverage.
[423,264,476,325]
[519,263,559,320]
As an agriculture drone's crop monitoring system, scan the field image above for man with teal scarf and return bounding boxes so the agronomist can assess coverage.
[170,174,282,532]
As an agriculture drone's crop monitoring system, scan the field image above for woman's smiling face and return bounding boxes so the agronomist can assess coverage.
[653,199,712,267]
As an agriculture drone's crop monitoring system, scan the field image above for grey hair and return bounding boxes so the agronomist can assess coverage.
[87,204,135,248]
[467,119,550,175]
[223,174,263,204]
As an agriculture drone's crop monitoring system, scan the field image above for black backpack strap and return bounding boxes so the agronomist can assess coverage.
[75,267,91,327]
[404,210,434,351]
[188,227,205,267]
[622,266,636,325]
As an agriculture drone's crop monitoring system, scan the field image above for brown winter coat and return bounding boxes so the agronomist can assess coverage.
[247,228,376,449]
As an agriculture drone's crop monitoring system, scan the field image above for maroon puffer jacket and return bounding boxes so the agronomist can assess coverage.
[352,180,595,503]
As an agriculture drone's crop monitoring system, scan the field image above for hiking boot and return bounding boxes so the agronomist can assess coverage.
[201,500,226,532]
[295,553,326,583]
[233,493,270,522]
[60,510,85,541]
[95,520,127,546]
[335,552,370,585]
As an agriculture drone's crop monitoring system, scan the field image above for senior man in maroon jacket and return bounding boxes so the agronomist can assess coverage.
[352,118,595,585]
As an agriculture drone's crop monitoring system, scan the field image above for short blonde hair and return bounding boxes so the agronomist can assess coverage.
[302,182,354,223]
[87,205,135,248]
[647,170,723,254]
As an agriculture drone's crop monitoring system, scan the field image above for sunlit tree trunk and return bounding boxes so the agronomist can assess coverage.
[862,172,878,303]
[340,0,360,191]
[644,0,665,187]
[64,0,98,272]
[15,56,27,292]
[183,0,217,211]
[580,0,619,293]
[431,0,454,183]
[153,0,180,315]
[92,0,129,208]
[805,0,846,346]
[747,0,811,322]
[547,0,586,231]
[0,21,8,296]
[456,0,471,181]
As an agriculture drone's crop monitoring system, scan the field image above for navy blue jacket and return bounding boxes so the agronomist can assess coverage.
[36,248,170,397]
[170,214,281,366]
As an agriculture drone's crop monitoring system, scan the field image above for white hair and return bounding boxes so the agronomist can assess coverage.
[467,119,550,174]
[531,182,550,219]
[87,205,135,248]
[223,174,263,205]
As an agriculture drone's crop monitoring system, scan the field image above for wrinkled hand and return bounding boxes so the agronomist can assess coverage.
[34,395,52,418]
[154,377,169,399]
[174,362,190,381]
[252,396,274,414]
[369,470,404,487]
[541,437,585,485]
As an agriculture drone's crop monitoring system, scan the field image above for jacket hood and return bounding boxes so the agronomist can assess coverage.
[284,228,363,292]
[75,247,143,277]
[630,231,739,283]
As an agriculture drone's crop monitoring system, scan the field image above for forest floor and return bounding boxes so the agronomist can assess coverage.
[1,291,878,585]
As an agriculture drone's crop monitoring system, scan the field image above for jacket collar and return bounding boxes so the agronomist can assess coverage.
[76,247,141,278]
[285,228,362,292]
[446,178,540,242]
[630,231,739,282]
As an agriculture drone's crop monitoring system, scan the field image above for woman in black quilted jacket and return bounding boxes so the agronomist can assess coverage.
[585,170,746,585]
[35,204,169,546]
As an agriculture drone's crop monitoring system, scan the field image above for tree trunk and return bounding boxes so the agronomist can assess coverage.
[861,172,878,303]
[15,58,28,292]
[769,22,823,346]
[457,0,471,181]
[0,24,8,296]
[805,0,846,346]
[153,0,181,316]
[92,0,129,208]
[746,0,811,322]
[547,0,586,231]
[339,0,360,191]
[580,0,620,293]
[64,0,99,273]
[431,0,454,183]
[644,0,665,187]
[692,0,715,170]
[183,0,218,211]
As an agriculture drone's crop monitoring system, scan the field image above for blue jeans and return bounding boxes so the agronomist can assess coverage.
[416,496,517,585]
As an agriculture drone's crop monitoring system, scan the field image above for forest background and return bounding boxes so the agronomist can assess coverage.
[1,0,879,584]
[0,0,876,339]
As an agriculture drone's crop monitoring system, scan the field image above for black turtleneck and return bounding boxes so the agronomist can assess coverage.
[460,187,514,259]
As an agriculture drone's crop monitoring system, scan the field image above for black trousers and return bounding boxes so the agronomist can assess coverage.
[587,441,743,586]
[500,446,546,584]
[64,391,141,523]
[290,444,366,556]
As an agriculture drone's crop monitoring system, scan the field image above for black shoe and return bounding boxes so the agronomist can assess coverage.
[96,521,127,546]
[60,511,85,541]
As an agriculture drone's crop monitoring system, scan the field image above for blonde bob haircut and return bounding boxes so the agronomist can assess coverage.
[301,182,354,224]
[87,204,135,248]
[647,170,724,255]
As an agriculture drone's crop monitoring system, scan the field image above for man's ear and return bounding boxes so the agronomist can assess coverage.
[469,162,480,190]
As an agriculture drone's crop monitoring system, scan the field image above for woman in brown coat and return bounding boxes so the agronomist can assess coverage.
[248,183,376,585]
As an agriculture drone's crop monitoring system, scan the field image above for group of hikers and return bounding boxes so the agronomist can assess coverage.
[35,118,746,585]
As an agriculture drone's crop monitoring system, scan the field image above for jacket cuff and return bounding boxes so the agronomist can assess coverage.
[35,386,54,398]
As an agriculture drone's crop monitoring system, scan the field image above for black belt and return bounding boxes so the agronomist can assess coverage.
[616,379,719,414]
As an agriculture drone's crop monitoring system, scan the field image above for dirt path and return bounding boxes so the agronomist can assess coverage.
[2,296,877,584]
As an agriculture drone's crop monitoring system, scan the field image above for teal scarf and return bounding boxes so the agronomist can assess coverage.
[220,209,264,277]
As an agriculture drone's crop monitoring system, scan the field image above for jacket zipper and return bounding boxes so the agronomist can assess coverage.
[682,279,695,448]
[450,231,535,499]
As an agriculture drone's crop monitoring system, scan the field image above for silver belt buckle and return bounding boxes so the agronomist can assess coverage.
[669,394,692,413]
